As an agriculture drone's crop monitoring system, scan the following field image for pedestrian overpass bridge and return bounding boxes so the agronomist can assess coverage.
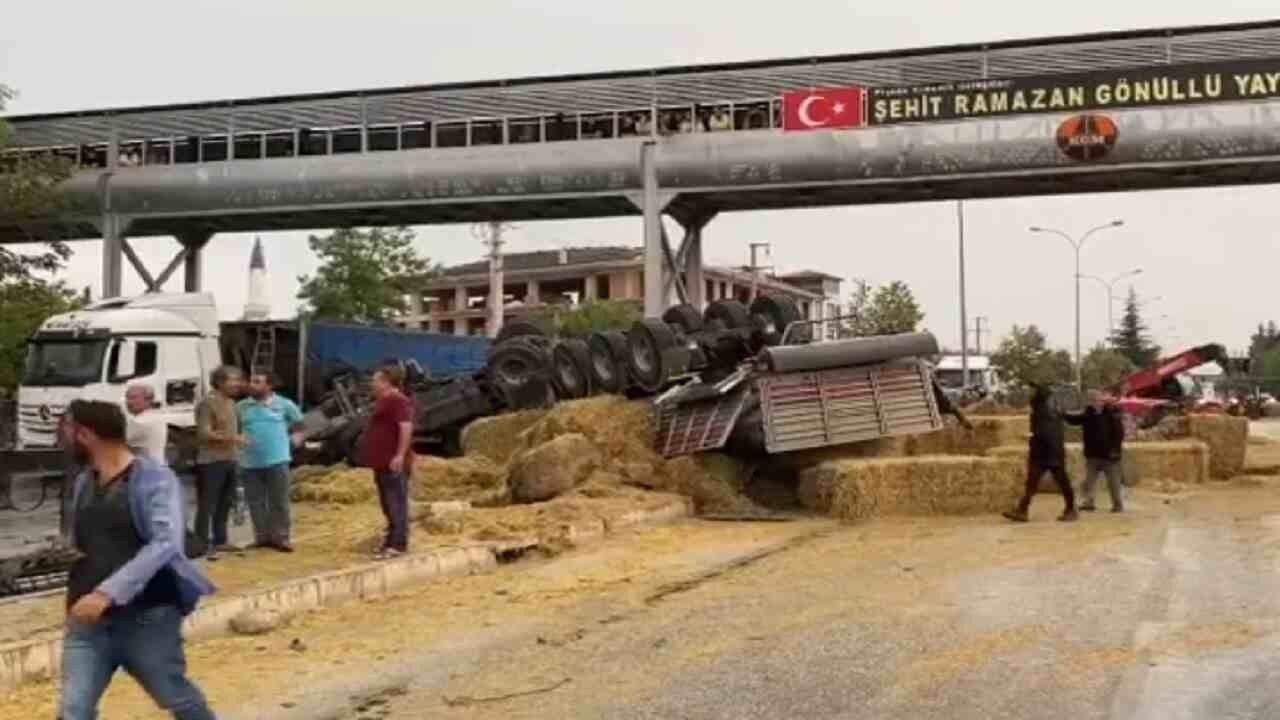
[3,19,1280,314]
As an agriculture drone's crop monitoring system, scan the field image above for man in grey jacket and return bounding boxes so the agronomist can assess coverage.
[59,399,217,720]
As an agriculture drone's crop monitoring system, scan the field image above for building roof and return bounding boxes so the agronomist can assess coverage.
[435,247,640,278]
[776,270,843,282]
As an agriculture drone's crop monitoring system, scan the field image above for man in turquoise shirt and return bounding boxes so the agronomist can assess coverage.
[237,372,303,552]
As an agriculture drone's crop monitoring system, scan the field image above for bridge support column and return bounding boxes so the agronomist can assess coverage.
[627,141,675,318]
[675,210,716,311]
[177,232,213,293]
[99,214,127,299]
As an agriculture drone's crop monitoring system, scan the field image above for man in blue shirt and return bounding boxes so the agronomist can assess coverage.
[59,399,217,720]
[237,372,303,553]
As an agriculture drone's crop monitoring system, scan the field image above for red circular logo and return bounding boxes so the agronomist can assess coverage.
[1056,114,1118,162]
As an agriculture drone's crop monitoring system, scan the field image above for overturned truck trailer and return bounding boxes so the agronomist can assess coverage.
[654,331,945,458]
[307,295,948,466]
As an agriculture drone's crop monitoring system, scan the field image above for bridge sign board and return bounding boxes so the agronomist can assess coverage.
[783,56,1280,131]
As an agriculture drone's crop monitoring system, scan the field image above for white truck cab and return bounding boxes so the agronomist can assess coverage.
[16,293,222,450]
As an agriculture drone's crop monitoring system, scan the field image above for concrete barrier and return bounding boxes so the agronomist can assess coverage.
[0,499,691,693]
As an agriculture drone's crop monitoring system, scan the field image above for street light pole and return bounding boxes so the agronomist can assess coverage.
[1078,268,1142,336]
[1030,220,1125,387]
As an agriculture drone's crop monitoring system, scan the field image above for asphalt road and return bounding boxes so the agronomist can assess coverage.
[192,480,1280,720]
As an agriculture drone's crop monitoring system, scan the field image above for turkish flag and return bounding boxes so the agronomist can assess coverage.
[781,87,867,131]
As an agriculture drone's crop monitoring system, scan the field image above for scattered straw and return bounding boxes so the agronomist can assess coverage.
[411,455,508,506]
[797,456,1023,521]
[661,453,762,514]
[461,410,549,464]
[290,465,377,505]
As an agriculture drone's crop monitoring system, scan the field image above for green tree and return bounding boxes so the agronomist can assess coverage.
[297,227,433,323]
[1109,287,1160,368]
[537,300,642,338]
[1080,344,1136,389]
[0,279,84,391]
[0,84,74,283]
[1251,346,1280,398]
[990,325,1074,388]
[842,279,924,336]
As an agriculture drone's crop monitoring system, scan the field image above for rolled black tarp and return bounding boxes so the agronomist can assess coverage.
[761,332,940,373]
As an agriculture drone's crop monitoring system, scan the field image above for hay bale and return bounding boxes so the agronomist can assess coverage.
[797,456,1023,521]
[509,433,601,503]
[1129,415,1190,442]
[518,396,658,463]
[660,453,761,514]
[290,465,377,505]
[987,440,1211,494]
[1185,414,1248,479]
[1126,441,1210,485]
[461,409,548,464]
[905,417,1030,456]
[411,455,508,506]
[775,436,911,470]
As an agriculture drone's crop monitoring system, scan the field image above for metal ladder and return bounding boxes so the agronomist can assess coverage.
[251,325,277,375]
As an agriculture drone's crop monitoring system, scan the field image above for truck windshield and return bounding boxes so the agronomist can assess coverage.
[22,340,109,387]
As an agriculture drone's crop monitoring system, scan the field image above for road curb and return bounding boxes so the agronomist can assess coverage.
[0,498,691,694]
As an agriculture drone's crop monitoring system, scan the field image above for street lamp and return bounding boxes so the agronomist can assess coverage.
[1078,268,1142,335]
[1030,220,1125,387]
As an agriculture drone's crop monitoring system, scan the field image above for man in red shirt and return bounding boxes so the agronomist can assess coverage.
[360,366,415,559]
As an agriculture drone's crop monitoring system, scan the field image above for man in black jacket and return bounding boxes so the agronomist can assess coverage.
[1004,382,1078,523]
[1064,390,1126,513]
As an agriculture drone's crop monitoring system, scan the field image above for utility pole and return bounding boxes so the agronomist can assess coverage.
[958,201,969,387]
[748,241,771,301]
[473,221,509,338]
[971,316,989,355]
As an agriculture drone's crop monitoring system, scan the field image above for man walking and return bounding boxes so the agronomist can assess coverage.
[1004,382,1079,523]
[194,366,244,560]
[125,384,167,464]
[360,365,415,560]
[59,399,217,720]
[237,373,303,553]
[1064,390,1127,513]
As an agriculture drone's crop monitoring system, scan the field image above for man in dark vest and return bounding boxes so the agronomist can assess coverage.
[59,399,217,720]
[1003,382,1079,523]
[1064,390,1127,512]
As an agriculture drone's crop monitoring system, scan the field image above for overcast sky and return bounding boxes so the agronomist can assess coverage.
[3,0,1278,356]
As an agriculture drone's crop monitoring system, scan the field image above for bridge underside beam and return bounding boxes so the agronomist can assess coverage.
[6,155,1280,250]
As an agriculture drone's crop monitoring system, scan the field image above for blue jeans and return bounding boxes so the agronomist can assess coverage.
[59,604,215,720]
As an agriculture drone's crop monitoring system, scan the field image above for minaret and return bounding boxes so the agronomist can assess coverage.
[242,237,271,320]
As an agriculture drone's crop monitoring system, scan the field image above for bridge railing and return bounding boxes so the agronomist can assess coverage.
[1,98,785,171]
[3,21,1280,172]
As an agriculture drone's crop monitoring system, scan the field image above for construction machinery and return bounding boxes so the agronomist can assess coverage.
[1110,343,1230,428]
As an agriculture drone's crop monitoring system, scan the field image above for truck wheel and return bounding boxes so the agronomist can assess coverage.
[486,337,552,409]
[704,300,751,330]
[662,304,704,335]
[750,295,809,346]
[552,338,594,399]
[628,319,689,393]
[588,331,630,394]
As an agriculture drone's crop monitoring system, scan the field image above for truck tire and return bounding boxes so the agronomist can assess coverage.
[486,337,553,410]
[587,331,630,394]
[628,319,689,393]
[494,320,547,345]
[751,294,809,346]
[552,338,595,399]
[704,300,751,330]
[662,304,704,335]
